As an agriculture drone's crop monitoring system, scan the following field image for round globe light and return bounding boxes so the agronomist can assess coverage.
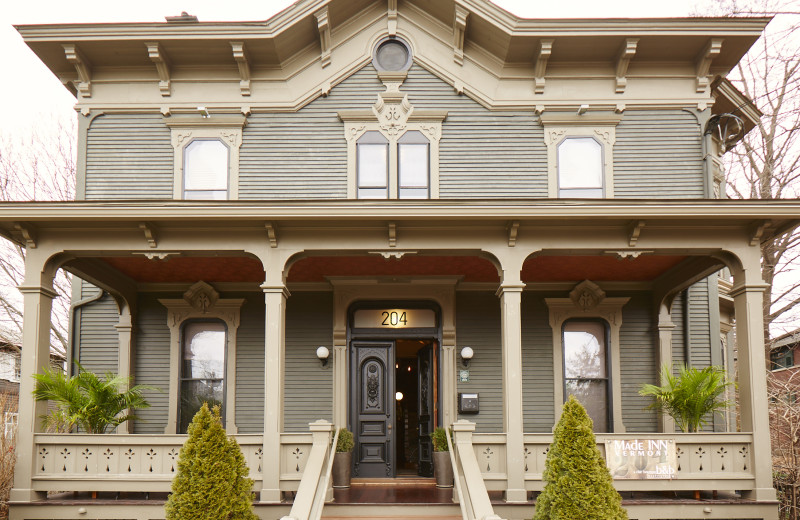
[316,346,330,360]
[460,346,474,360]
[395,392,404,401]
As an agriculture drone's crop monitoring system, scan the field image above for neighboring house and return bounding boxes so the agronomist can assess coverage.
[1,1,796,519]
[0,341,21,438]
[770,330,800,375]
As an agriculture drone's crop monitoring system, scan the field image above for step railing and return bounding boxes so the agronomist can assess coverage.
[450,420,504,520]
[280,421,336,520]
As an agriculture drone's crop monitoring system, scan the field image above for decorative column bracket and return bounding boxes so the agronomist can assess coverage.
[231,42,252,96]
[13,222,37,249]
[388,0,398,36]
[145,42,171,97]
[628,220,645,247]
[507,221,519,247]
[314,7,332,68]
[615,38,638,93]
[453,5,469,66]
[696,38,723,93]
[63,44,92,98]
[265,222,278,248]
[534,39,554,94]
[749,220,772,246]
[138,222,158,248]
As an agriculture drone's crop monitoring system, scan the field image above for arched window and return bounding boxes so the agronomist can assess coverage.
[180,320,227,433]
[183,139,229,200]
[562,319,611,432]
[398,130,430,199]
[557,137,603,198]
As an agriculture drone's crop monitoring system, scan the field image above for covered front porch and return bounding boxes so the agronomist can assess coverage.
[0,199,792,520]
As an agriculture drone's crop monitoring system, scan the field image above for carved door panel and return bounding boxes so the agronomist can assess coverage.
[351,341,394,478]
[417,344,434,477]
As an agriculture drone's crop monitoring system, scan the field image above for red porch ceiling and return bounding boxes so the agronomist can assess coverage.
[521,255,687,282]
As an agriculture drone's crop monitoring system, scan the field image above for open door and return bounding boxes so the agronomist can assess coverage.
[417,343,434,477]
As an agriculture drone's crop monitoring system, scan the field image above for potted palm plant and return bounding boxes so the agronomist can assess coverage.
[432,427,453,488]
[332,428,354,488]
[639,364,733,432]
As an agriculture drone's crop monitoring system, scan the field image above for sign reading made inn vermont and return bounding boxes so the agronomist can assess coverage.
[605,439,677,480]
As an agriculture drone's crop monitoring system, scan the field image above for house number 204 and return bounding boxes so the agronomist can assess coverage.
[381,311,408,326]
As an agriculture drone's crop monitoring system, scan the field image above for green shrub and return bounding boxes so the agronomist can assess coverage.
[432,427,449,452]
[165,403,257,520]
[639,364,733,433]
[336,428,354,453]
[533,396,628,520]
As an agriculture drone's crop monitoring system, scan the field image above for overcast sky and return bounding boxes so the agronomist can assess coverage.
[0,0,707,134]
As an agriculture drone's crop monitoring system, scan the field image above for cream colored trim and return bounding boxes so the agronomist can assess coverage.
[542,114,619,198]
[159,282,244,434]
[546,281,629,433]
[145,42,171,96]
[166,115,246,200]
[339,80,446,199]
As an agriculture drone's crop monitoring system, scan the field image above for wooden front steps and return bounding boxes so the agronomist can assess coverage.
[322,477,461,519]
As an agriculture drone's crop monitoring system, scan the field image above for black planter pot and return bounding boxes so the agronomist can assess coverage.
[433,451,454,488]
[332,451,352,488]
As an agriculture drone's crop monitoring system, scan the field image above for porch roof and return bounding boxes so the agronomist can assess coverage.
[0,199,798,248]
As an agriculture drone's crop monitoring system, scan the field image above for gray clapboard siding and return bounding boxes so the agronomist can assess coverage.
[688,277,713,368]
[284,292,334,432]
[85,114,173,200]
[456,292,502,432]
[75,280,119,375]
[618,294,658,432]
[402,66,547,198]
[670,291,687,366]
[521,293,555,432]
[133,294,171,434]
[614,110,704,198]
[235,296,265,433]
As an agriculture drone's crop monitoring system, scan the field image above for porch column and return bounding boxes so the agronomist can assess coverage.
[115,307,133,434]
[332,337,347,428]
[441,337,457,430]
[497,282,526,503]
[730,263,776,501]
[11,258,57,502]
[656,304,676,433]
[261,282,289,503]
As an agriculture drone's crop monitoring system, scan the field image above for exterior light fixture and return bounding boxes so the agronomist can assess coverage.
[316,346,330,367]
[704,113,744,150]
[460,346,474,368]
[396,392,404,401]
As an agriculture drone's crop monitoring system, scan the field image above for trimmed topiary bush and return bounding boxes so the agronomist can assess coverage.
[533,395,628,520]
[165,403,257,520]
[336,428,354,452]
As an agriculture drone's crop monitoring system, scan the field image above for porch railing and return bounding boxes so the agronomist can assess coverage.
[280,421,336,520]
[472,432,756,492]
[450,421,505,520]
[31,431,314,493]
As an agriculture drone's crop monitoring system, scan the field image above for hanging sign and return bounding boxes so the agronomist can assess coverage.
[605,439,677,480]
[353,308,436,329]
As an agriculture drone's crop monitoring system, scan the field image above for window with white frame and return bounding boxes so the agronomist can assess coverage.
[0,351,19,383]
[397,130,430,199]
[4,412,17,439]
[179,320,227,434]
[166,115,245,200]
[541,113,621,199]
[183,139,230,200]
[355,129,432,199]
[357,131,390,199]
[563,319,610,432]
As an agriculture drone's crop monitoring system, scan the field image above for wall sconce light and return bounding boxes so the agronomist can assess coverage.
[460,346,474,368]
[316,346,330,367]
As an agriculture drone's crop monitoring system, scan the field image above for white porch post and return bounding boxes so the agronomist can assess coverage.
[731,257,776,501]
[656,304,676,433]
[261,281,289,503]
[10,255,57,502]
[115,306,134,434]
[497,281,526,503]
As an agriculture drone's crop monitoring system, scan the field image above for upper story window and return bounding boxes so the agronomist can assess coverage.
[357,131,389,199]
[771,347,794,370]
[563,319,610,432]
[356,130,431,199]
[541,113,621,199]
[180,320,227,433]
[398,131,430,199]
[0,351,20,383]
[183,139,229,200]
[166,115,246,201]
[558,137,603,198]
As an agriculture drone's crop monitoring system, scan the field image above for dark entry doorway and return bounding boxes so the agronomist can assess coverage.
[394,340,434,477]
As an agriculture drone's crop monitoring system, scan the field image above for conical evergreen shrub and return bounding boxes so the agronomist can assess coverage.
[165,403,258,520]
[533,395,628,520]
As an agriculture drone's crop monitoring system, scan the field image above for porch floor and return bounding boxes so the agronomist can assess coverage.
[332,477,455,504]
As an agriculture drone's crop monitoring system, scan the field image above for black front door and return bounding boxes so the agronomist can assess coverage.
[417,344,434,477]
[351,341,394,477]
